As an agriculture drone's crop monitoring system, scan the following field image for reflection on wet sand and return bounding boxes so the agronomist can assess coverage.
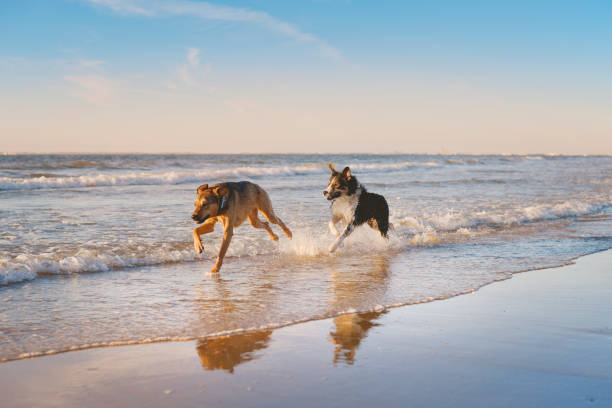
[192,254,393,370]
[330,310,386,365]
[329,255,391,365]
[193,274,277,373]
[196,330,272,373]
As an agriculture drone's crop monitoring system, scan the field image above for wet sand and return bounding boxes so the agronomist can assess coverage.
[1,250,611,407]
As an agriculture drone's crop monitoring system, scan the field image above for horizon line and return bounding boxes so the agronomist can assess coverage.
[2,151,610,157]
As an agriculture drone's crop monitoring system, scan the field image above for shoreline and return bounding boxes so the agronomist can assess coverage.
[1,249,610,407]
[1,249,602,364]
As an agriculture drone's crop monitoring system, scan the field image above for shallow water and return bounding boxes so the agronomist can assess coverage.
[1,154,611,361]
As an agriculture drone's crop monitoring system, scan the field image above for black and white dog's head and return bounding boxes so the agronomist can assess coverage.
[323,164,359,201]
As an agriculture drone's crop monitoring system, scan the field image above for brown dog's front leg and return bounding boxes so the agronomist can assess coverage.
[193,219,216,254]
[211,225,233,273]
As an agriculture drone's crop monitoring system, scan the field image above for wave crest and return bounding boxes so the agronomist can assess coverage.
[394,199,611,234]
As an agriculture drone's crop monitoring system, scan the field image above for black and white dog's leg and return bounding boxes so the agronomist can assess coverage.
[329,222,355,253]
[328,214,342,237]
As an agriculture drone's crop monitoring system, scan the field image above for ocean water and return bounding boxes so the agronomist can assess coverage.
[1,154,610,361]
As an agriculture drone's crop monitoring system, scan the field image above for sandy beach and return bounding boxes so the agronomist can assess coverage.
[1,250,610,407]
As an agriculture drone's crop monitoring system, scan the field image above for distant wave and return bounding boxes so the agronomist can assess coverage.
[443,158,480,164]
[0,158,167,171]
[0,160,108,170]
[0,161,439,191]
[353,161,438,169]
[409,177,509,185]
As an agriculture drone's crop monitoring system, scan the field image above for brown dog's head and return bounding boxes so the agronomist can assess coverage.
[192,184,229,223]
[323,164,355,200]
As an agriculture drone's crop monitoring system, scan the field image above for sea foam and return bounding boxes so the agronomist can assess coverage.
[0,227,396,285]
[395,199,611,234]
[3,197,607,285]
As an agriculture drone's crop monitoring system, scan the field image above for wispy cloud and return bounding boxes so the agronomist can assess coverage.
[0,56,30,70]
[187,47,200,67]
[168,47,211,89]
[64,74,115,105]
[86,0,341,60]
[0,57,108,72]
[77,59,107,69]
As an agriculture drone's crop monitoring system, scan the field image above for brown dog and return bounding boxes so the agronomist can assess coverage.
[192,181,292,273]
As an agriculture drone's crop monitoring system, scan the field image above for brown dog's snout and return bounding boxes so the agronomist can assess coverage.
[192,213,199,221]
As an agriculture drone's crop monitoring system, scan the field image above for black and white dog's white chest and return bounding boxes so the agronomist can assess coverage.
[331,188,361,222]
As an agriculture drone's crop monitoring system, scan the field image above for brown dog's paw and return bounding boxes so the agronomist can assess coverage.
[194,240,203,254]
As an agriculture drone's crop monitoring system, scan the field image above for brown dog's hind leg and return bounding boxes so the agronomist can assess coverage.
[248,209,278,241]
[260,209,292,239]
[193,219,216,254]
[257,191,292,239]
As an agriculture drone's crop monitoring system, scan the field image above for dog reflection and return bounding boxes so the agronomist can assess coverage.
[196,330,272,373]
[329,310,386,365]
[329,255,390,365]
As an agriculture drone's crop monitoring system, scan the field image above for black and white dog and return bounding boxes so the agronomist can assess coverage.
[323,164,390,253]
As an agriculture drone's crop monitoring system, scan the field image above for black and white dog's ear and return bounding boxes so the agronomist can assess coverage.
[328,163,336,174]
[342,166,351,179]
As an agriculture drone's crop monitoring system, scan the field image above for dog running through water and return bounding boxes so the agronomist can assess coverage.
[323,164,390,253]
[192,181,292,273]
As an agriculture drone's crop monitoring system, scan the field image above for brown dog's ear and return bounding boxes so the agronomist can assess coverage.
[214,186,228,196]
[328,163,336,174]
[214,186,229,212]
[197,184,209,192]
[342,167,351,179]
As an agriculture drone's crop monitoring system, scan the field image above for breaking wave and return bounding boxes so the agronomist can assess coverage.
[0,243,198,285]
[0,227,396,286]
[395,199,611,235]
[2,198,608,286]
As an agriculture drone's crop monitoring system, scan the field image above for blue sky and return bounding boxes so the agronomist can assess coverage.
[1,0,611,153]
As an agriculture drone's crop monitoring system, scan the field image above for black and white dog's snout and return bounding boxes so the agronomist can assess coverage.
[323,190,341,200]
